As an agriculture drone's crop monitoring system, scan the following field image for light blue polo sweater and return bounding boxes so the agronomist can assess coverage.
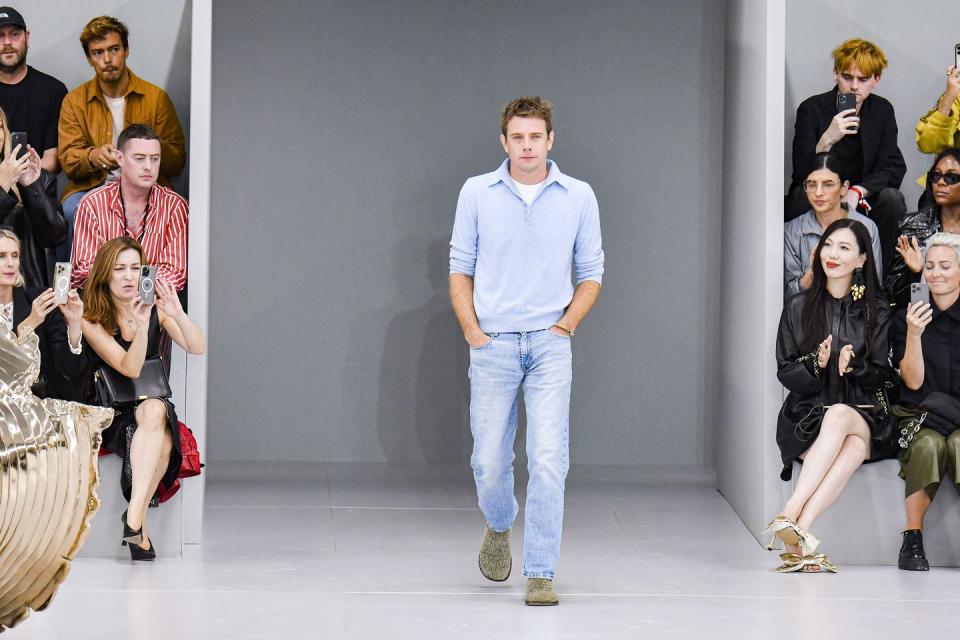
[449,159,605,333]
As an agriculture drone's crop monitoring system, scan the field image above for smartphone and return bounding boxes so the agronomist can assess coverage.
[955,43,960,70]
[52,262,71,305]
[910,281,930,308]
[836,92,857,114]
[139,266,157,305]
[10,131,27,159]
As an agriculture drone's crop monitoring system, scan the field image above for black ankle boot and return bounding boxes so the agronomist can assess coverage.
[898,529,930,571]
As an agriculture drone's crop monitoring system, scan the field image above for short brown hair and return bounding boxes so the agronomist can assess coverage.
[83,237,146,334]
[80,16,129,57]
[832,38,887,78]
[117,124,159,151]
[500,96,554,136]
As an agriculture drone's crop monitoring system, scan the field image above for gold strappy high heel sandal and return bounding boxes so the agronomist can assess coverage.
[762,516,821,555]
[775,552,837,573]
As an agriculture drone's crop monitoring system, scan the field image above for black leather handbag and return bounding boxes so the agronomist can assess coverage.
[93,357,171,407]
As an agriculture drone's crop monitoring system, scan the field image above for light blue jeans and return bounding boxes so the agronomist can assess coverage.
[55,190,88,263]
[468,329,572,579]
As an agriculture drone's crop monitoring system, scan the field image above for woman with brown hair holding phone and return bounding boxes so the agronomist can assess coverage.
[82,236,204,560]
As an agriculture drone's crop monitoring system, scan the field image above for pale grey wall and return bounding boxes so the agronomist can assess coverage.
[718,0,787,537]
[19,1,191,193]
[207,0,725,464]
[784,0,956,205]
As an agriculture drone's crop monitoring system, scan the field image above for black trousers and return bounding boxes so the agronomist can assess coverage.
[784,185,905,275]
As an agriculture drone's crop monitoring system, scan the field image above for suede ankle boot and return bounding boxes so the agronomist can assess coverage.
[478,525,511,581]
[525,578,559,606]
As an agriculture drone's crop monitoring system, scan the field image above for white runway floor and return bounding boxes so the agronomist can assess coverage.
[9,462,957,639]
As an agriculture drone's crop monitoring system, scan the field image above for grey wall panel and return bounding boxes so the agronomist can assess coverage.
[209,0,724,463]
[718,0,787,539]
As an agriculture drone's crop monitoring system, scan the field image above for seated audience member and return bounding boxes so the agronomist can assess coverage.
[0,228,85,400]
[766,219,897,574]
[57,15,185,262]
[0,6,68,174]
[889,233,960,572]
[786,38,906,274]
[0,107,66,289]
[784,152,881,299]
[915,65,960,207]
[82,237,204,561]
[71,124,187,291]
[886,148,960,308]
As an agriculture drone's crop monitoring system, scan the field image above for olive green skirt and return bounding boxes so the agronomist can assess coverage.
[898,427,960,500]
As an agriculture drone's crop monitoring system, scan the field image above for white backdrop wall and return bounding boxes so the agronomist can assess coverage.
[785,0,958,206]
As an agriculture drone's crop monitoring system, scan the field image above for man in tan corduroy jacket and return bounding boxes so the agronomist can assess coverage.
[56,15,185,261]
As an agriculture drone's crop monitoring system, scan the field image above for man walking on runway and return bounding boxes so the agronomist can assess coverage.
[449,96,604,606]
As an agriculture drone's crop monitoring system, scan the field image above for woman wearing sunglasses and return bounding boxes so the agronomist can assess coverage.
[886,148,960,308]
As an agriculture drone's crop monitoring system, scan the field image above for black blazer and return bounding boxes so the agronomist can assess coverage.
[13,286,87,400]
[0,170,67,289]
[790,87,906,196]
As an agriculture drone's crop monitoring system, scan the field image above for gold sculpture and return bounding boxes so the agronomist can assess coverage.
[0,325,113,632]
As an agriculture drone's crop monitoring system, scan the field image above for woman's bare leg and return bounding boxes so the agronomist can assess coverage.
[782,405,869,522]
[126,400,170,534]
[905,490,932,531]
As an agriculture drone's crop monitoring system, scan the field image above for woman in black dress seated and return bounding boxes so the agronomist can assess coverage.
[765,218,897,573]
[886,147,960,308]
[0,228,85,399]
[82,237,204,560]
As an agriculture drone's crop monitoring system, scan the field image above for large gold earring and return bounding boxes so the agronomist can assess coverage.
[851,267,865,301]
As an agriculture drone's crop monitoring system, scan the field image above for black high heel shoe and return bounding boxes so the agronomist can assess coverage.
[128,538,156,561]
[121,509,143,547]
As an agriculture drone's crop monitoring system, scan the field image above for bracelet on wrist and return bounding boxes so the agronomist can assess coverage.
[551,323,574,337]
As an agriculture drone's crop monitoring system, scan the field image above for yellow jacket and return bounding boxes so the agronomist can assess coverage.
[915,94,960,186]
[58,69,185,202]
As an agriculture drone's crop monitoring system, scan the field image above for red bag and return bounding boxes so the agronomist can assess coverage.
[155,423,202,503]
[98,421,203,503]
[177,421,203,478]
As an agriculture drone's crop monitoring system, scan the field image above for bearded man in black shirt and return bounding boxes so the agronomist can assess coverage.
[0,7,67,175]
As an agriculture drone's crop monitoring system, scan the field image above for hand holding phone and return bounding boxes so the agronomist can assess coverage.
[53,262,71,305]
[836,92,858,114]
[907,283,934,336]
[139,266,157,305]
[910,281,929,308]
[10,132,27,159]
[822,94,859,149]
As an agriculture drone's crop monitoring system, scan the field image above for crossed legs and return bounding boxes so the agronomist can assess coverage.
[780,405,871,557]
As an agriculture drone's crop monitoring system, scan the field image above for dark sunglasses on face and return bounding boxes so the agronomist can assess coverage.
[928,170,960,186]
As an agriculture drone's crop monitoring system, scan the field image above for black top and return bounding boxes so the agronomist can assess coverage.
[12,286,87,400]
[90,306,164,371]
[0,170,66,288]
[890,296,960,406]
[884,208,941,309]
[790,86,906,196]
[775,293,898,478]
[829,132,863,187]
[0,66,68,154]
